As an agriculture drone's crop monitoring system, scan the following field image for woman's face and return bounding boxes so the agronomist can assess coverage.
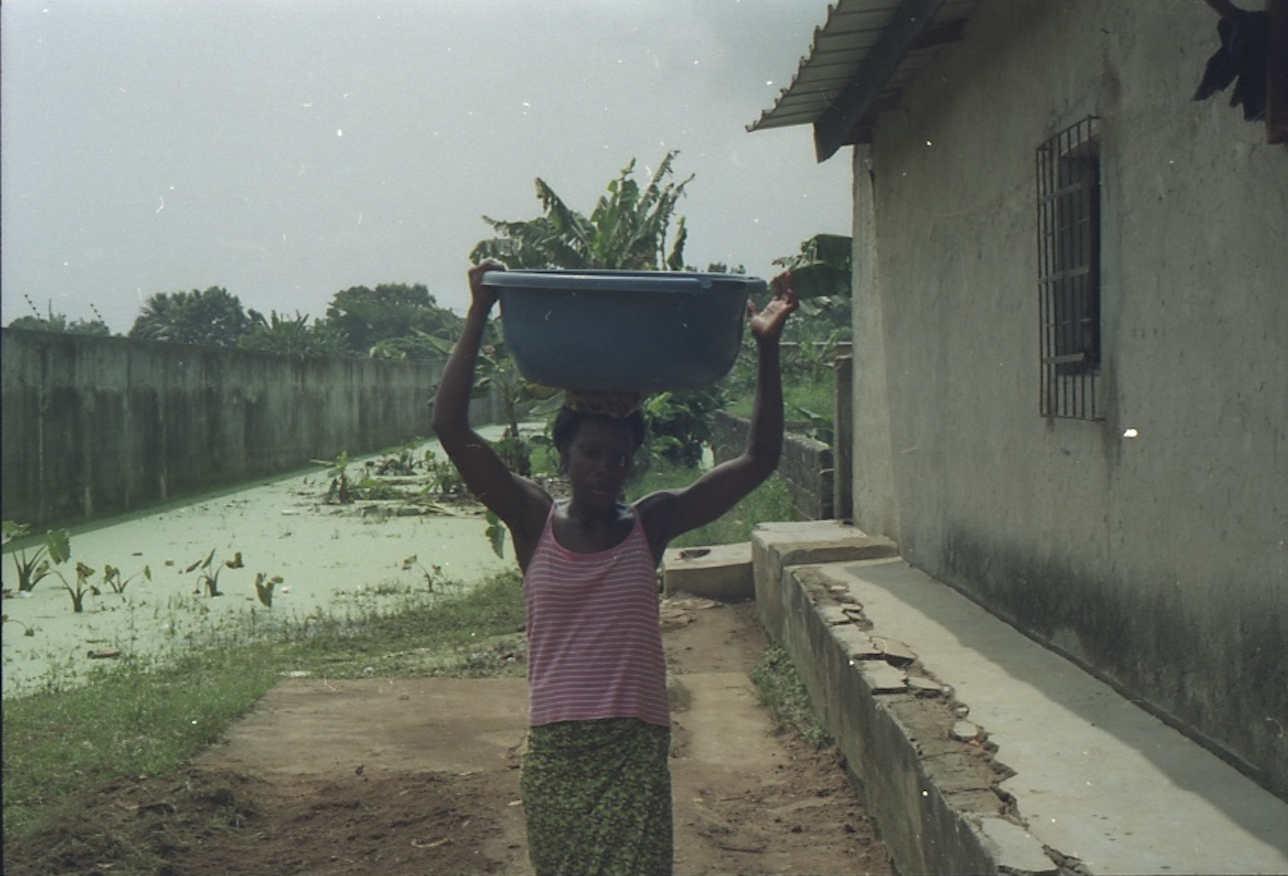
[563,417,636,510]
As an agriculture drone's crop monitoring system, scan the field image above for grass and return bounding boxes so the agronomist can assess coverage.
[725,374,836,423]
[783,379,837,421]
[750,645,833,749]
[2,571,526,844]
[3,647,283,838]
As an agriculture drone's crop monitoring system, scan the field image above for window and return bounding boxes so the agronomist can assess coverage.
[1037,117,1103,420]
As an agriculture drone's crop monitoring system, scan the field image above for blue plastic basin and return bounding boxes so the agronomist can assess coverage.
[488,270,764,392]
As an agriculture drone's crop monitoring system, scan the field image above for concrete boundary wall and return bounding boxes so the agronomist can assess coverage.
[1,329,460,527]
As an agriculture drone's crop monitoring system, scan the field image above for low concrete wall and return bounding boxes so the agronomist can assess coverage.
[712,411,833,519]
[752,521,1014,875]
[1,329,458,527]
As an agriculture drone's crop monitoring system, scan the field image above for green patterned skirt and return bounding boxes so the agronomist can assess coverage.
[521,717,673,876]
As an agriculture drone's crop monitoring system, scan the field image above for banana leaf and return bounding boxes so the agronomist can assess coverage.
[781,263,850,300]
[774,233,852,299]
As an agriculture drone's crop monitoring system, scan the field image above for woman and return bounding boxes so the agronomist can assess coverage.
[431,259,797,876]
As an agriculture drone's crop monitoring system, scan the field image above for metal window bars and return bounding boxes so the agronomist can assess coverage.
[1037,117,1103,420]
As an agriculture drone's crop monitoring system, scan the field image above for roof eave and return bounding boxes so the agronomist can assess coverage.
[750,0,973,162]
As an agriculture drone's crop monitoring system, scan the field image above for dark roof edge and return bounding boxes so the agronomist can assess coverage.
[813,0,947,160]
[750,0,974,162]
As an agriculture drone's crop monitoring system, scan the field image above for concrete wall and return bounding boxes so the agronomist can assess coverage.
[712,411,834,520]
[751,523,1006,876]
[849,1,1287,797]
[1,329,458,527]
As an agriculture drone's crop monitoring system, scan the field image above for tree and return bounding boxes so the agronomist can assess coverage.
[8,314,110,336]
[8,296,111,335]
[128,287,249,347]
[323,283,460,359]
[238,310,348,357]
[470,151,691,271]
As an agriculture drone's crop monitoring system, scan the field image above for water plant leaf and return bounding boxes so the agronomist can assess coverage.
[254,572,277,608]
[46,529,72,565]
[484,511,507,560]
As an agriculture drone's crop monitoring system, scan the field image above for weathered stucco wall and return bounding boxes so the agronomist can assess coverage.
[1,330,452,527]
[850,1,1287,796]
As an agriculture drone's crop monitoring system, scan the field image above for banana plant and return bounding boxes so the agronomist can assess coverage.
[771,233,852,301]
[471,151,691,271]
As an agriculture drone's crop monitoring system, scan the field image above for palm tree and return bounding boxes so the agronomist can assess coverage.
[470,151,691,271]
[129,287,249,347]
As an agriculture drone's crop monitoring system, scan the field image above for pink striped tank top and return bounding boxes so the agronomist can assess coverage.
[523,502,670,728]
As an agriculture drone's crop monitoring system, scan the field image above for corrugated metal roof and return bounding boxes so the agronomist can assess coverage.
[749,0,977,159]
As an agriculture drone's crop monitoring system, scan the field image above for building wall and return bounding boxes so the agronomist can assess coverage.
[1,329,455,527]
[850,0,1287,796]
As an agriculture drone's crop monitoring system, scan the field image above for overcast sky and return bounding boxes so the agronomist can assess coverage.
[1,0,850,333]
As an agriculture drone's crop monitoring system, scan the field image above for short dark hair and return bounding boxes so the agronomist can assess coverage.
[552,407,646,456]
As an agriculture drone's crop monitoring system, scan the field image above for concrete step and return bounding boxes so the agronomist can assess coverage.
[662,542,754,599]
[752,521,1288,875]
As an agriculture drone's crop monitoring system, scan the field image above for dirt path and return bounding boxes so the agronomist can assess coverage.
[13,599,891,876]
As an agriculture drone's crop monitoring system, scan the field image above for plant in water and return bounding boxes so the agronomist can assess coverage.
[400,555,442,591]
[101,563,151,595]
[187,550,243,597]
[57,561,99,613]
[3,522,71,593]
[253,572,283,608]
[316,447,427,504]
[423,447,465,495]
[484,510,507,560]
[2,612,36,637]
[317,450,354,504]
[372,440,421,476]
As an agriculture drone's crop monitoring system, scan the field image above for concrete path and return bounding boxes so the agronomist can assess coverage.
[822,556,1288,875]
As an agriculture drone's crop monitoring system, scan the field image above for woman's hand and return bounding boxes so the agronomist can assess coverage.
[749,272,799,344]
[469,259,506,312]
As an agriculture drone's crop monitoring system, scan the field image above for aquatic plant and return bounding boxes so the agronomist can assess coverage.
[3,522,71,593]
[186,550,243,597]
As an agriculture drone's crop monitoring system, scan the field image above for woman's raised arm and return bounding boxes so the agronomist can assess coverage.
[638,275,798,557]
[432,261,549,540]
